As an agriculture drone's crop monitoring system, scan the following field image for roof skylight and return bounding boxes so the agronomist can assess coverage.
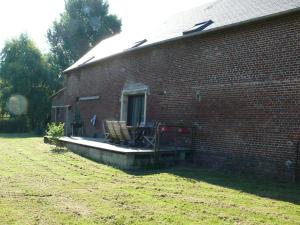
[131,39,147,48]
[79,56,95,66]
[183,20,214,35]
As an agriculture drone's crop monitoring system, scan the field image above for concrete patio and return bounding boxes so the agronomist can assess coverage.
[58,136,191,169]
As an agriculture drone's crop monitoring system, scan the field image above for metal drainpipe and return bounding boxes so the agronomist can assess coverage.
[65,107,68,136]
[295,141,300,183]
[154,123,161,164]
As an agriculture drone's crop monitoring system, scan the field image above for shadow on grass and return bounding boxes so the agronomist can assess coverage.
[37,132,300,205]
[0,133,40,139]
[50,147,69,154]
[126,166,300,205]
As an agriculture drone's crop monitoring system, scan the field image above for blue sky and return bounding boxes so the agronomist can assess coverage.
[0,0,214,53]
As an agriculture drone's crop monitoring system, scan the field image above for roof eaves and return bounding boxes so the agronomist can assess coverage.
[63,7,300,75]
[50,87,66,99]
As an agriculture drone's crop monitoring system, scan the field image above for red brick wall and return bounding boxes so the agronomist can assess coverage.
[51,90,67,123]
[52,90,65,107]
[63,12,300,180]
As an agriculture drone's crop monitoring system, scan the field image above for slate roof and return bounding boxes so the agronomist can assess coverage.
[65,0,300,73]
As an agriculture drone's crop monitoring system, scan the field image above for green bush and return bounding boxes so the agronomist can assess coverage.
[0,118,30,133]
[46,123,64,147]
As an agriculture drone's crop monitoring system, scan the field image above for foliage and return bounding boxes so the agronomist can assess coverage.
[46,122,64,147]
[0,117,30,133]
[47,0,122,75]
[47,122,64,137]
[0,34,57,133]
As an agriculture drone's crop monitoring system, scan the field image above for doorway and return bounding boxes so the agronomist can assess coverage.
[120,86,148,126]
[127,94,145,126]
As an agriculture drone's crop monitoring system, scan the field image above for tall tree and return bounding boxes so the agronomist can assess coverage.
[0,34,56,132]
[47,0,121,74]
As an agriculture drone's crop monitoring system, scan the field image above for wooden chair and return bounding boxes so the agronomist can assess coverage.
[102,120,110,139]
[105,120,136,146]
[118,121,130,141]
[119,121,135,145]
[106,121,119,142]
[111,121,123,141]
[71,122,83,137]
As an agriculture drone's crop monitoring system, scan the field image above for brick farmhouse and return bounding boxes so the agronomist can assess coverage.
[51,0,300,181]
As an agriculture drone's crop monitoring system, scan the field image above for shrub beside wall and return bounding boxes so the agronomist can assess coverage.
[46,123,65,147]
[0,118,30,133]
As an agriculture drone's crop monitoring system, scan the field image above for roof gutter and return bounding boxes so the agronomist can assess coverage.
[50,87,66,99]
[64,7,300,74]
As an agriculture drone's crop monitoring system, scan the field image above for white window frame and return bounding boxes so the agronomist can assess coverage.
[120,88,148,125]
[78,96,100,101]
[51,105,71,135]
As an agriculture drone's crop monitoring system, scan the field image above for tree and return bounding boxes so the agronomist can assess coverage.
[0,34,56,132]
[47,0,121,75]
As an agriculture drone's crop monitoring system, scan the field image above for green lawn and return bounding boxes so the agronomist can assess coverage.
[0,134,299,225]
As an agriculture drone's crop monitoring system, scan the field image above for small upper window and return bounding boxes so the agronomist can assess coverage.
[131,39,147,48]
[183,20,214,35]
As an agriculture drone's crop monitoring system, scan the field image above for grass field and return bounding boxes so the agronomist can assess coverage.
[0,134,299,225]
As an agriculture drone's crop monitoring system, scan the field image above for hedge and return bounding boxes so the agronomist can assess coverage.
[0,118,30,133]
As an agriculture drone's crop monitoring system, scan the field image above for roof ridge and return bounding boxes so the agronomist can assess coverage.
[64,0,300,73]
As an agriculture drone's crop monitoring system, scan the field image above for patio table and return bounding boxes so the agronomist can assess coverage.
[127,126,151,146]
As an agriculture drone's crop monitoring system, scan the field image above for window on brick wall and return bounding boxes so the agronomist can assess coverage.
[127,94,145,126]
[120,88,148,126]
